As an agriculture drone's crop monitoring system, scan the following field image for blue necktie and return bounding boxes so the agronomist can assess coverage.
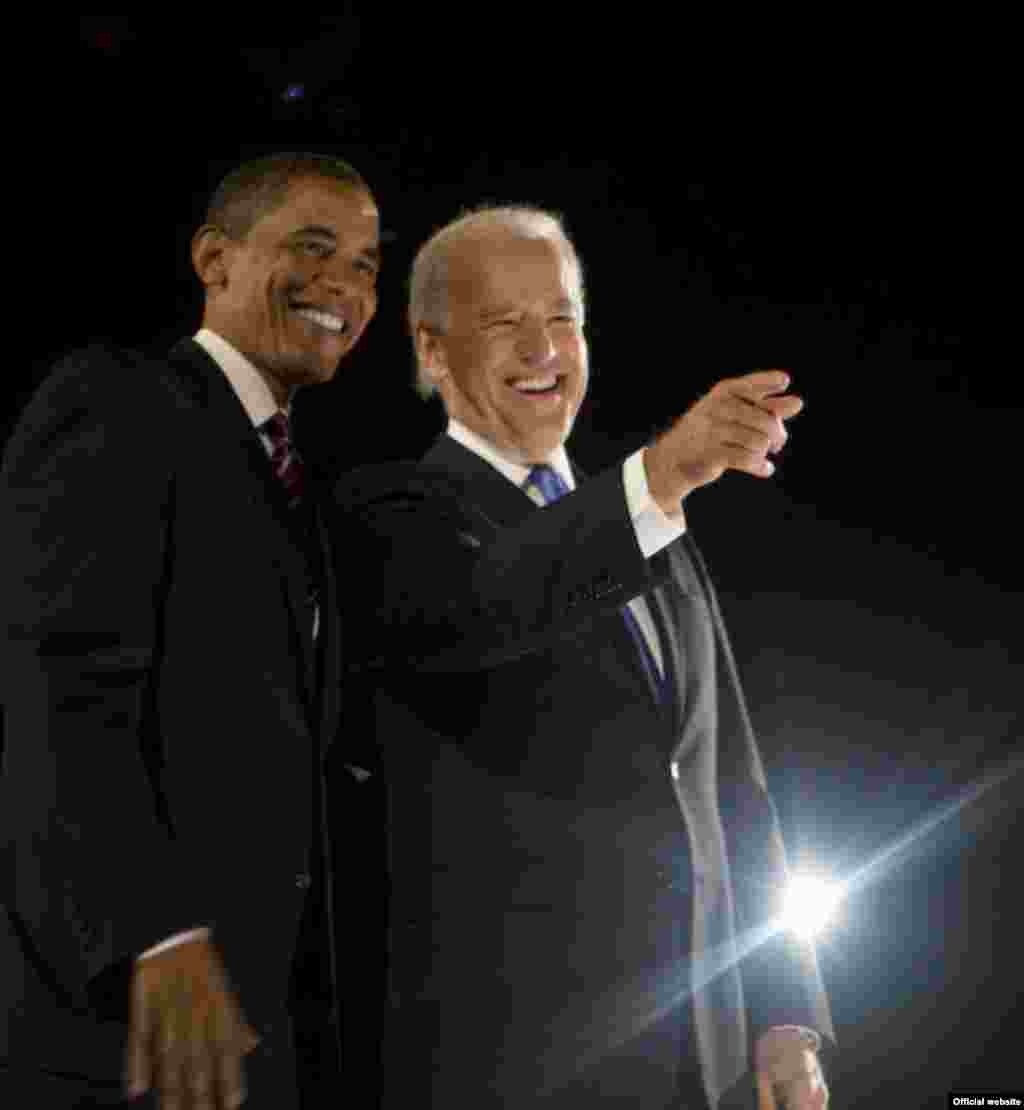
[525,464,668,706]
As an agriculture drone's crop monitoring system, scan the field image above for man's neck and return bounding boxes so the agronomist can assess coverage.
[193,328,290,426]
[445,419,575,492]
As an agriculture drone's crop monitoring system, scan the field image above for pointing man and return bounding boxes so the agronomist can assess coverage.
[333,204,833,1107]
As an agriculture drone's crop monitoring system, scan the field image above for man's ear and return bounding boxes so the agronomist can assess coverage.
[414,323,448,386]
[191,224,232,291]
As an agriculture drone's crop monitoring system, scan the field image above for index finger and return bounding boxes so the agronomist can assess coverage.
[124,967,156,1098]
[732,369,792,400]
[757,1071,779,1110]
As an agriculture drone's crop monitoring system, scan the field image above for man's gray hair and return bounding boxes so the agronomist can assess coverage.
[408,205,586,399]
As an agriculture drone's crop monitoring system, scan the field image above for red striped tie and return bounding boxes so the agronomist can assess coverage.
[263,411,305,507]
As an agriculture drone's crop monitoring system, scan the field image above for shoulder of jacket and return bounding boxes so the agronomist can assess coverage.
[10,345,195,458]
[333,460,470,511]
[41,343,181,405]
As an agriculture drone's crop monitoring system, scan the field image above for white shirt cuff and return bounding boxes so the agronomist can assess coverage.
[137,927,212,961]
[764,1025,823,1052]
[623,449,687,559]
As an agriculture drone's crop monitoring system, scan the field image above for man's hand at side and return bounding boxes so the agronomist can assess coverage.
[755,1027,828,1110]
[644,369,804,514]
[125,935,261,1109]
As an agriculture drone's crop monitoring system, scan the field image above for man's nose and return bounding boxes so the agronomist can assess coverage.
[516,322,557,367]
[320,258,364,296]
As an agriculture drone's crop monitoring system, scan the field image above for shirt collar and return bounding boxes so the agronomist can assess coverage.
[193,328,289,430]
[446,419,576,492]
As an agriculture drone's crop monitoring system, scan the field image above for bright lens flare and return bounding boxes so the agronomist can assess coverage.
[780,874,843,939]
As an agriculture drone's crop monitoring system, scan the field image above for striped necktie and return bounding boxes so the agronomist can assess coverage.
[261,411,319,640]
[525,464,669,705]
[262,411,305,508]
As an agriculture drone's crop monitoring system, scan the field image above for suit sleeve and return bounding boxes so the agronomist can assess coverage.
[334,462,671,673]
[0,347,210,1006]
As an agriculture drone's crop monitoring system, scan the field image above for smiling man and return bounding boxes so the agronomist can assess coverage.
[1,153,379,1108]
[195,172,378,402]
[333,206,834,1108]
[413,225,588,460]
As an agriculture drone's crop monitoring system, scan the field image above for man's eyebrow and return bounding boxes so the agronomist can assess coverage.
[292,224,337,240]
[479,298,576,320]
[291,225,382,265]
[478,305,518,320]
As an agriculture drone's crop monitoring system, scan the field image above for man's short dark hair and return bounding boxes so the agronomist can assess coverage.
[205,152,367,241]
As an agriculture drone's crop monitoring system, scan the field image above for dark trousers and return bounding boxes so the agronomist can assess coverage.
[0,1012,341,1110]
[380,880,712,1108]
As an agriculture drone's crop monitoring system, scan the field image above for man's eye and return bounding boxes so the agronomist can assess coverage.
[488,319,518,329]
[300,241,330,257]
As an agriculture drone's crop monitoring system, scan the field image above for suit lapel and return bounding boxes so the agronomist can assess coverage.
[311,489,342,754]
[163,339,315,695]
[646,562,687,733]
[421,435,540,529]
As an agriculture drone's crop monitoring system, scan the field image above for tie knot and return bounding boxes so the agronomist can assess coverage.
[526,464,570,505]
[263,411,292,450]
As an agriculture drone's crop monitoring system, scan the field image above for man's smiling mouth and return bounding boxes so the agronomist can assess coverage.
[292,305,350,336]
[509,374,563,396]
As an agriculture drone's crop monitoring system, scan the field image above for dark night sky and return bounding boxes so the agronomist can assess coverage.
[6,19,1018,1105]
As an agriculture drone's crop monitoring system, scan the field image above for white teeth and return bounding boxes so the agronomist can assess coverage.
[513,376,558,393]
[295,307,348,334]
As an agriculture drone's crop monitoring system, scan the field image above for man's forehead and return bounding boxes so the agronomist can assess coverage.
[457,228,559,263]
[273,178,379,228]
[452,233,571,298]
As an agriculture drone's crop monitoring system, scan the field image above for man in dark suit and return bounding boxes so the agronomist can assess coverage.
[0,152,381,1108]
[332,207,834,1108]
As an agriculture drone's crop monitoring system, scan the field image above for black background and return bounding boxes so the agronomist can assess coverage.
[6,18,1017,1105]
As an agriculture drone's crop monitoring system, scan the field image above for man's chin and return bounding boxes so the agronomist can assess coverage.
[287,358,344,389]
[518,433,570,464]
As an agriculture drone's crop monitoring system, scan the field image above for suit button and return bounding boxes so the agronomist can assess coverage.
[295,872,312,891]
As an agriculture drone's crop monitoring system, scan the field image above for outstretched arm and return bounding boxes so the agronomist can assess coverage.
[335,460,670,673]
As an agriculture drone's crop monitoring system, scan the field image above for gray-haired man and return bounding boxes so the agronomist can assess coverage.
[333,205,833,1108]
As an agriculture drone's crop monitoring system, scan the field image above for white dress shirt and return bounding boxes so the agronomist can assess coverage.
[446,419,687,677]
[194,327,287,446]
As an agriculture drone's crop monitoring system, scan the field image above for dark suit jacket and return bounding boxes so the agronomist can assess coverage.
[0,339,341,1089]
[333,436,833,1107]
